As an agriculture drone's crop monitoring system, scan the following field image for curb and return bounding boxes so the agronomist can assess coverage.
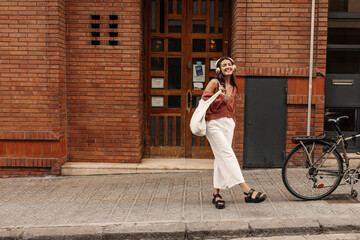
[1,217,360,239]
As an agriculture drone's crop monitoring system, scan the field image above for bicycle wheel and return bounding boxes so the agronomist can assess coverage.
[282,141,343,200]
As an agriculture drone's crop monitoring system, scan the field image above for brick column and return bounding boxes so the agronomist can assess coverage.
[0,0,67,176]
[66,0,145,163]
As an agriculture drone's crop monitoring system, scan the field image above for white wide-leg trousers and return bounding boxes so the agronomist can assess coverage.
[206,117,245,189]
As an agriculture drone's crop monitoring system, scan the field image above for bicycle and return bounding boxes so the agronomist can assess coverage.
[282,116,360,200]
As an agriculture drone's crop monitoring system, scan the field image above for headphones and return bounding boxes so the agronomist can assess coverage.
[215,57,236,74]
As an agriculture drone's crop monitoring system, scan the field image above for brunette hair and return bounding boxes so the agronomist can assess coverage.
[215,57,238,90]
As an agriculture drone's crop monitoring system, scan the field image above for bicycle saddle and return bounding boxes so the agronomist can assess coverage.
[328,116,349,124]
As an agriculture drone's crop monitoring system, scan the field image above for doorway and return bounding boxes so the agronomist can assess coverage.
[244,77,287,167]
[145,0,230,158]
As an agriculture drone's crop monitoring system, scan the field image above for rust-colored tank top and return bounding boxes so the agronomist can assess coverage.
[201,86,237,121]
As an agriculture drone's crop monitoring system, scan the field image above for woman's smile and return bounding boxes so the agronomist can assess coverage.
[220,59,234,76]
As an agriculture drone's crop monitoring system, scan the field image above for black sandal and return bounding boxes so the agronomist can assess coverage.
[212,194,225,209]
[244,189,267,203]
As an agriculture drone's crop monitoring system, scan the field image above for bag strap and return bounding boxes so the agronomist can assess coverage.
[215,80,221,92]
[203,79,222,104]
[205,89,222,104]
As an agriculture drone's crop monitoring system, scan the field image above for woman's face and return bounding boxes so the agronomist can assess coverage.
[220,59,234,76]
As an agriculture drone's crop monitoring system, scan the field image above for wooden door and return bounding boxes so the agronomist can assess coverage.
[145,0,229,158]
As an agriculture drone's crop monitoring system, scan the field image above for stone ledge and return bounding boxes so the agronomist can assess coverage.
[61,158,214,176]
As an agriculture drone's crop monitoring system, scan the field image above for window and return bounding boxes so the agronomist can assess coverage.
[329,0,360,13]
[327,50,360,74]
[324,108,357,132]
[327,1,360,74]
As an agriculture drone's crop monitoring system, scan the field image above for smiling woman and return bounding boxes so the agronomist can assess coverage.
[201,56,267,209]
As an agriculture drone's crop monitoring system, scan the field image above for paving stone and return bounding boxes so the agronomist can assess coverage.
[325,232,360,239]
[318,217,360,232]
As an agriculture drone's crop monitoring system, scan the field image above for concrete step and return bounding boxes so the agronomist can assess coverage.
[61,158,214,176]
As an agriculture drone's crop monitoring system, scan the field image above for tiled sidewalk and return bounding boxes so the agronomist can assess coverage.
[0,170,359,239]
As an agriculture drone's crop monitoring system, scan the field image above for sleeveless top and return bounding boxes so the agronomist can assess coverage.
[201,86,237,122]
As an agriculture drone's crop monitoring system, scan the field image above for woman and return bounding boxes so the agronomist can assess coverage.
[202,56,267,209]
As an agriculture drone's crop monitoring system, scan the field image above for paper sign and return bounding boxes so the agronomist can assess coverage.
[193,64,205,82]
[151,77,164,89]
[193,82,203,89]
[151,96,164,107]
[210,60,217,70]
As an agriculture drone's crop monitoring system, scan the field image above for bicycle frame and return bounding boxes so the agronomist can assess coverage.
[330,118,360,169]
[343,134,360,169]
[299,140,339,171]
[299,133,360,176]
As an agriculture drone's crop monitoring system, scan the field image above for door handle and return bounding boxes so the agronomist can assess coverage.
[187,61,191,70]
[186,89,192,113]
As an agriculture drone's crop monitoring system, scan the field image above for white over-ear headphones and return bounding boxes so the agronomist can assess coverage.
[215,57,236,74]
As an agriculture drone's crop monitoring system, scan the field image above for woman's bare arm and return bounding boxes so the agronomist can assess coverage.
[205,79,225,94]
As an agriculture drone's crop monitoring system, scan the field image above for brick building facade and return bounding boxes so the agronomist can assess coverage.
[0,0,327,177]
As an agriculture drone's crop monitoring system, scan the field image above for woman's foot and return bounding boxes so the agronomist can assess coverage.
[243,189,267,203]
[212,194,225,209]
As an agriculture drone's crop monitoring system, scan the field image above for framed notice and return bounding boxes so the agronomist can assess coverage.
[151,77,164,89]
[210,60,217,70]
[151,96,164,108]
[193,64,205,82]
[193,82,203,89]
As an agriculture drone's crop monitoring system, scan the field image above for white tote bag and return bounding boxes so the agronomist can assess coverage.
[190,90,222,136]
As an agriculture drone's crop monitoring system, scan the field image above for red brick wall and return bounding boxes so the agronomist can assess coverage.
[0,0,145,176]
[231,0,327,162]
[0,0,67,177]
[231,0,327,75]
[286,77,325,152]
[66,0,145,163]
[1,0,328,175]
